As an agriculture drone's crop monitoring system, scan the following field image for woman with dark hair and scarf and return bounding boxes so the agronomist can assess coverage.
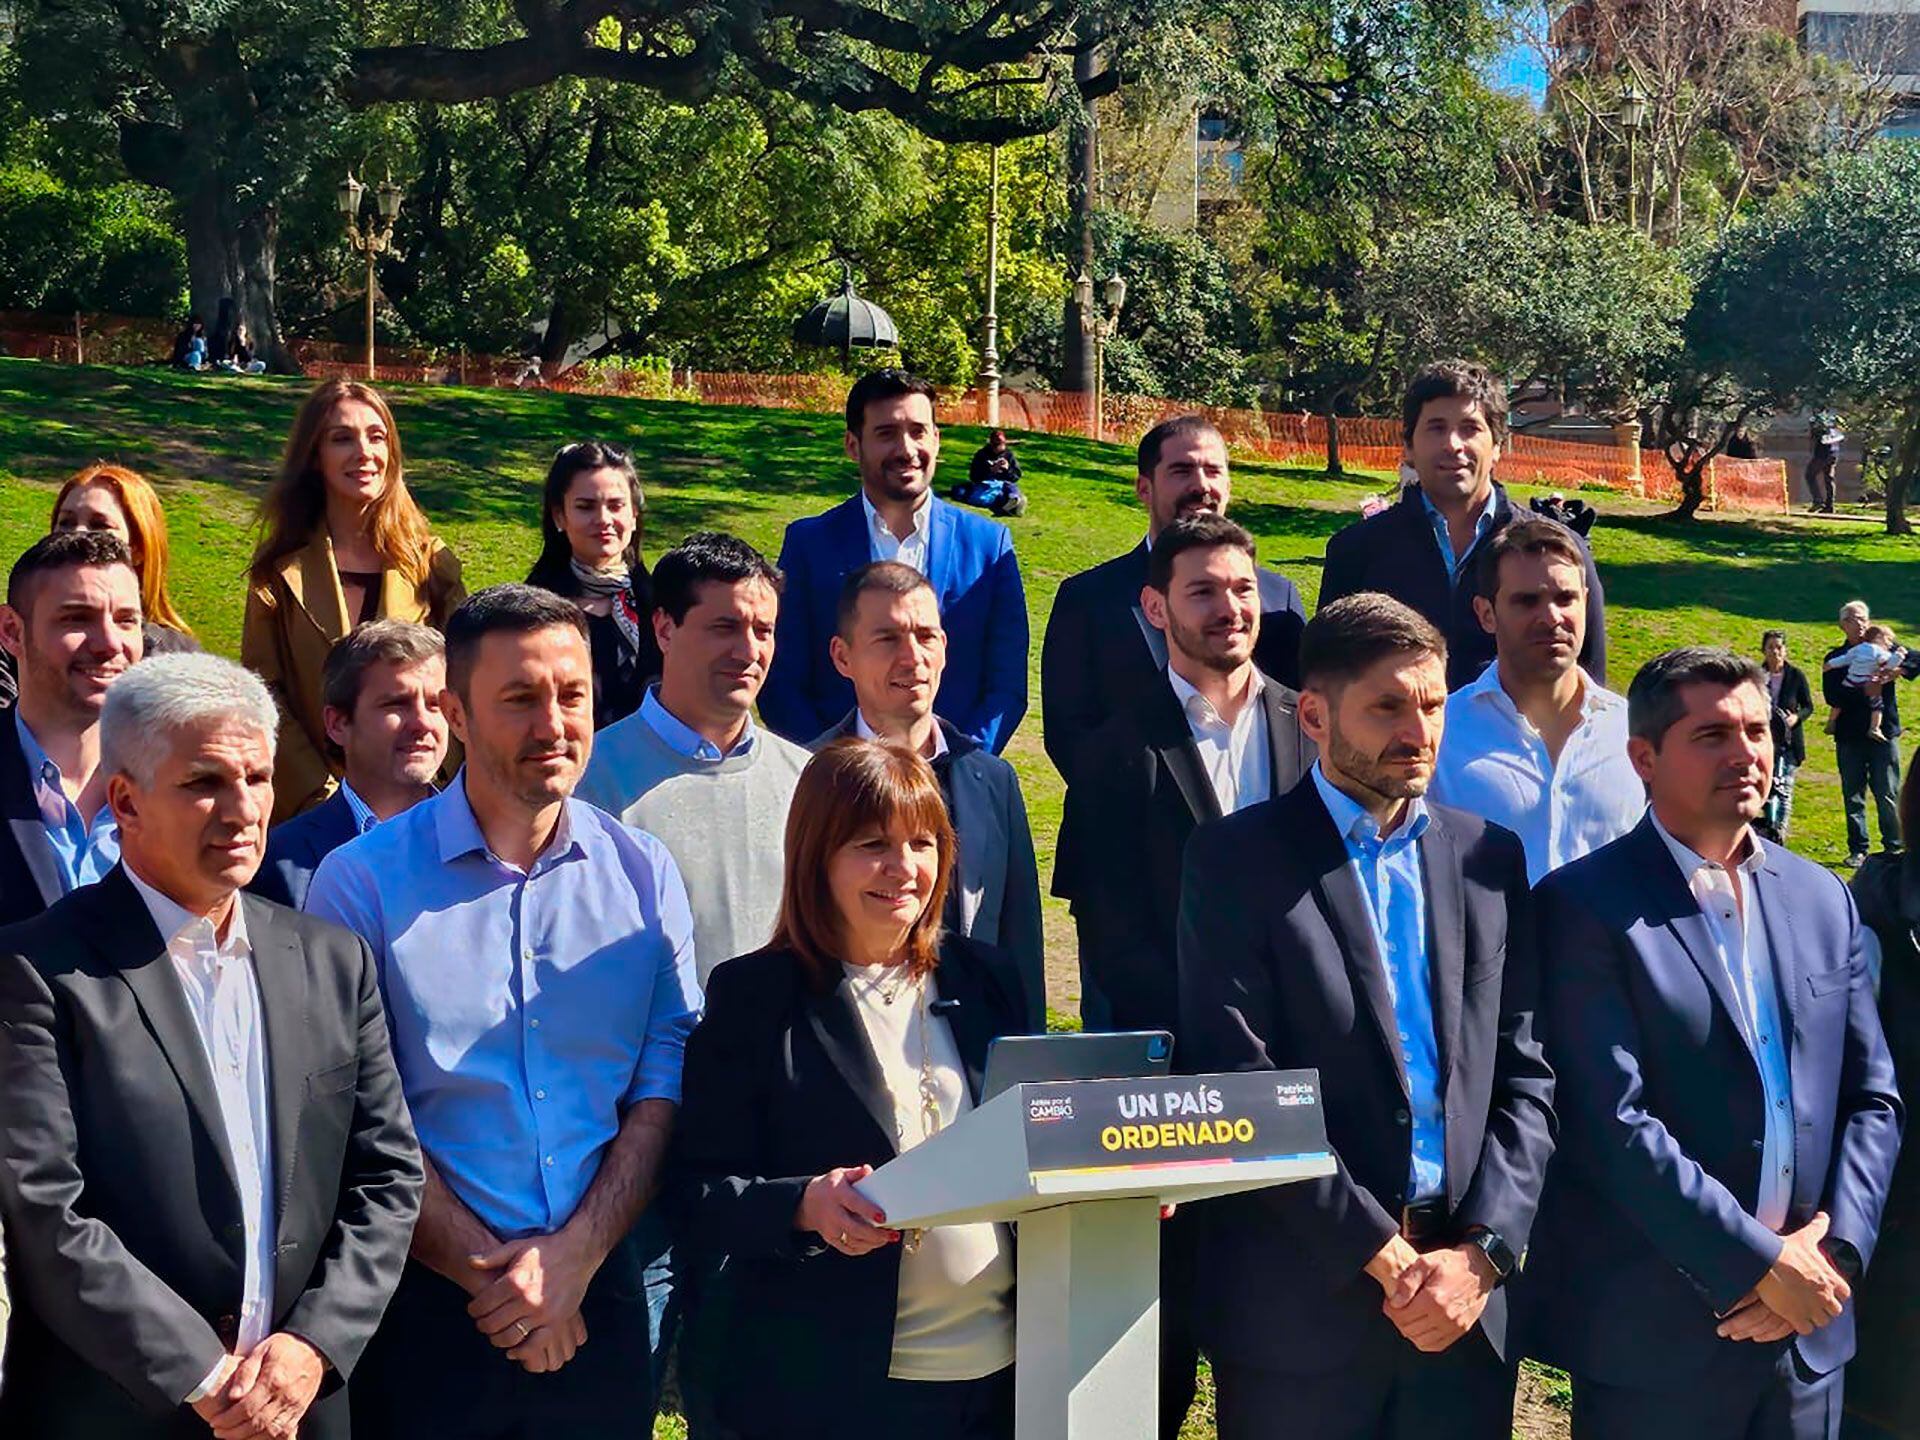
[526,441,663,729]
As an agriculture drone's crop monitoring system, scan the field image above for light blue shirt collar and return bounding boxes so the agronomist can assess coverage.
[338,781,380,836]
[637,684,757,763]
[15,709,118,891]
[431,770,582,872]
[1309,761,1430,850]
[1418,485,1496,579]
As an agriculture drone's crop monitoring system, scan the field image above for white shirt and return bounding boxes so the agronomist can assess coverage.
[1431,664,1644,884]
[125,869,276,1395]
[853,709,950,761]
[1167,666,1271,815]
[841,966,1015,1381]
[862,490,933,576]
[1648,814,1796,1231]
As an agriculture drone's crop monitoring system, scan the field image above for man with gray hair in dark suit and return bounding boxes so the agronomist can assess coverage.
[0,651,422,1439]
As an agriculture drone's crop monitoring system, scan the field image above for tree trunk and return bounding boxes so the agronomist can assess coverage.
[1666,457,1708,520]
[1887,405,1920,535]
[1060,33,1099,395]
[180,175,297,374]
[1325,408,1344,477]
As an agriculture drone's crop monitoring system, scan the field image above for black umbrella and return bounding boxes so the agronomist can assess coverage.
[792,263,899,368]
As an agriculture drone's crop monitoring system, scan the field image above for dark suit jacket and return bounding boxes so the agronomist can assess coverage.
[1176,779,1555,1374]
[0,714,64,928]
[762,494,1028,752]
[250,789,359,911]
[816,714,1045,1027]
[1767,661,1815,766]
[1055,673,1315,1039]
[1525,818,1902,1387]
[1041,540,1307,788]
[671,937,1030,1438]
[1318,485,1606,691]
[0,866,424,1439]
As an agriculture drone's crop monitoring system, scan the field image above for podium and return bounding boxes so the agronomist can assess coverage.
[859,1069,1334,1440]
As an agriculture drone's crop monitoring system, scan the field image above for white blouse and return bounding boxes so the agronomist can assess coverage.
[842,963,1016,1381]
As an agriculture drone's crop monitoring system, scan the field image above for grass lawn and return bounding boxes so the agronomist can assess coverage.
[2,358,1912,1438]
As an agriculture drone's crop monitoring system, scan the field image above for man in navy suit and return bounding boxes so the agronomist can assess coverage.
[1319,360,1605,691]
[1178,594,1555,1439]
[761,369,1028,752]
[252,620,447,910]
[1528,647,1902,1440]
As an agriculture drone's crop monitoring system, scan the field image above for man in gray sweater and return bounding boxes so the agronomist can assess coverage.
[577,532,810,987]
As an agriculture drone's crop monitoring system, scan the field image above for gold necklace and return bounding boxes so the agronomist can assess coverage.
[902,979,942,1254]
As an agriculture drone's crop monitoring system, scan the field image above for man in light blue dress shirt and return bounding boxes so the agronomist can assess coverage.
[307,585,701,1440]
[0,530,144,925]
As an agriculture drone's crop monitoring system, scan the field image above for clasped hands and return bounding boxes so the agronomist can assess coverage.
[462,1226,605,1374]
[1716,1211,1851,1344]
[190,1333,325,1439]
[1366,1232,1498,1354]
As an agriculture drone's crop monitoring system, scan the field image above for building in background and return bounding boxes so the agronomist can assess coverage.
[1798,0,1920,135]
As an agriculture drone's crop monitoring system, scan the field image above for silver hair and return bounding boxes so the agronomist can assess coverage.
[101,653,279,786]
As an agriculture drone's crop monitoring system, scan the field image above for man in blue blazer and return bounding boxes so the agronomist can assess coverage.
[1178,594,1555,1438]
[761,370,1028,752]
[251,621,447,910]
[1528,647,1903,1440]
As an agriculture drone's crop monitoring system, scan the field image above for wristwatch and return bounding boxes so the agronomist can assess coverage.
[1465,1228,1517,1285]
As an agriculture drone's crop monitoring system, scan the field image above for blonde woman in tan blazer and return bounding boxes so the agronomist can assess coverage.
[243,380,465,823]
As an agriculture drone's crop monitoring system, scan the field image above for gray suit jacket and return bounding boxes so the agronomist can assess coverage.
[0,865,423,1438]
[816,714,1046,1026]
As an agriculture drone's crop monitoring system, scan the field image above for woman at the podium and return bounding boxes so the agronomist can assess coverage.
[674,739,1031,1439]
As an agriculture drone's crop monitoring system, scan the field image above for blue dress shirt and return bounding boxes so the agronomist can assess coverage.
[637,684,758,763]
[1310,763,1446,1204]
[305,773,702,1239]
[15,711,118,893]
[1419,487,1496,585]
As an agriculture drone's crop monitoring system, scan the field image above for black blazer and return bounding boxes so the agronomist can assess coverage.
[250,788,360,911]
[1318,485,1606,691]
[1043,540,1306,895]
[671,937,1029,1438]
[1767,661,1815,766]
[1054,673,1315,1038]
[0,713,65,928]
[0,867,424,1439]
[1176,778,1555,1375]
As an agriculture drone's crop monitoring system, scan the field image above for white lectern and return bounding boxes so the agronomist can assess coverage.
[859,1069,1334,1440]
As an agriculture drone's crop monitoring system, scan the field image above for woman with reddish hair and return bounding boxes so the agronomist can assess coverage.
[675,738,1030,1439]
[241,380,465,821]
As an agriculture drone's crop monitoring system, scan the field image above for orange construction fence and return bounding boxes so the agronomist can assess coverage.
[1,312,1790,515]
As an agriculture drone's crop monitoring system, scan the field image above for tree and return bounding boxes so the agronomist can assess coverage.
[1692,143,1920,534]
[8,0,1114,370]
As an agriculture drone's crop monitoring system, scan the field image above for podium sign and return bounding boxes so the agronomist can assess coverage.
[860,1071,1333,1440]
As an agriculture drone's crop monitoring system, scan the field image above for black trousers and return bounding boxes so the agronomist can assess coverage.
[350,1241,654,1440]
[1213,1327,1514,1440]
[1572,1347,1842,1440]
[871,1367,1015,1440]
[1808,454,1837,511]
[1160,1207,1201,1439]
[1836,735,1902,856]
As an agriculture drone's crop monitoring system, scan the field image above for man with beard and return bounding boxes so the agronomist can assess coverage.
[1178,594,1555,1439]
[761,369,1028,752]
[306,585,701,1440]
[1055,513,1315,1438]
[1431,518,1643,884]
[1046,416,1306,1027]
[0,530,144,925]
[1319,360,1606,691]
[1526,649,1901,1439]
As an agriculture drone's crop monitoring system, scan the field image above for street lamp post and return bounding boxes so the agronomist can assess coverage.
[981,142,1003,428]
[1619,83,1648,235]
[1074,269,1127,443]
[338,171,405,380]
